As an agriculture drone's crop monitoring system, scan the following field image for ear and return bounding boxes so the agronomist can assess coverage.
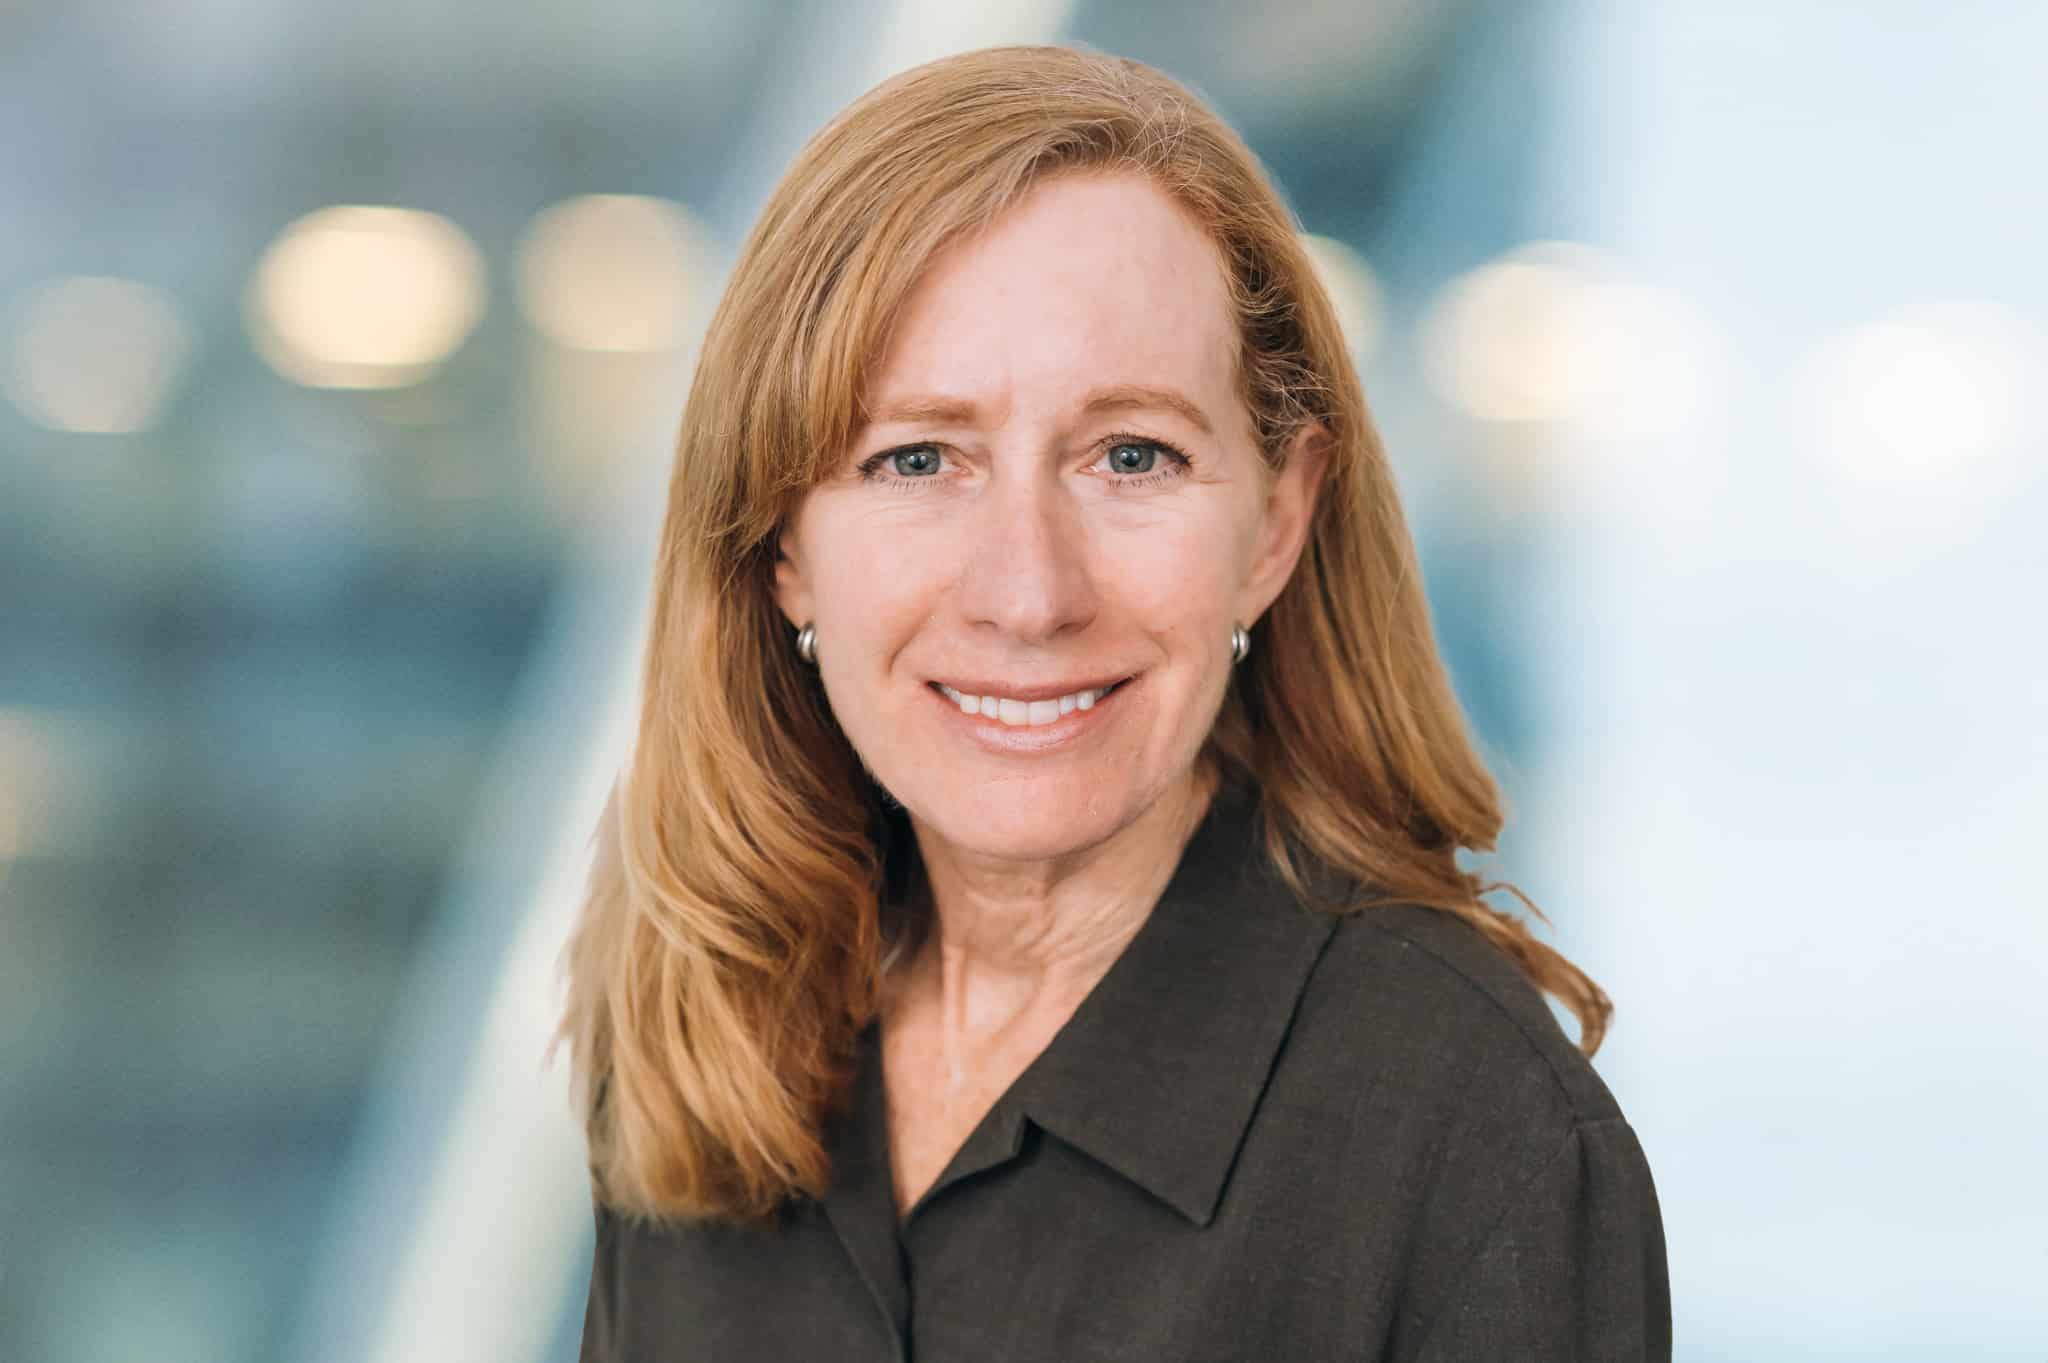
[1237,422,1331,625]
[772,529,814,630]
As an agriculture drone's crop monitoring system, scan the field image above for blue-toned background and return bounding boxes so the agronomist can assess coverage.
[3,2,2042,1360]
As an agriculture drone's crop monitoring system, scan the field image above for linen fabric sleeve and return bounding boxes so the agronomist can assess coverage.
[1403,1117,1672,1363]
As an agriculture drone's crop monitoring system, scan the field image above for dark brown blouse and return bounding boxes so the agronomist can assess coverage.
[579,781,1671,1360]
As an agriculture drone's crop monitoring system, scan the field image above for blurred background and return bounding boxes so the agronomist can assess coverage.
[3,1,2043,1360]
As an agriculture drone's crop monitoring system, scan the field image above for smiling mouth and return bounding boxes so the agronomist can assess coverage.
[929,677,1131,726]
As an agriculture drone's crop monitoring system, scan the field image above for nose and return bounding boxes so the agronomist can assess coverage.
[955,462,1099,643]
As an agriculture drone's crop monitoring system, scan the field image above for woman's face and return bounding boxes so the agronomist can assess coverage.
[775,171,1325,865]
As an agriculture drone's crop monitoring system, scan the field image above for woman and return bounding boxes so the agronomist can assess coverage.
[563,44,1669,1362]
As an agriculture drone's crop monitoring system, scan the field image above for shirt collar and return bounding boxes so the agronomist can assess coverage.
[1005,777,1341,1226]
[822,778,1344,1248]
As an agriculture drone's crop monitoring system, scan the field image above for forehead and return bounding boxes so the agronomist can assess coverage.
[863,171,1242,426]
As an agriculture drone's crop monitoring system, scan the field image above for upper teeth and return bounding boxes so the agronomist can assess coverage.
[936,683,1115,725]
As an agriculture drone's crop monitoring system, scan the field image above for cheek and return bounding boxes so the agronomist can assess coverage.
[804,515,945,698]
[1103,509,1246,634]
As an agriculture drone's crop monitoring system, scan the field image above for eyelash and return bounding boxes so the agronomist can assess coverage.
[854,433,1194,491]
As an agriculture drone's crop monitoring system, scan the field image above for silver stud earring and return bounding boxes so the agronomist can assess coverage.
[1230,622,1250,665]
[795,621,818,665]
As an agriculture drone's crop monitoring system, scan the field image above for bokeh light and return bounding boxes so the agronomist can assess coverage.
[1419,241,1709,444]
[1299,232,1385,363]
[4,276,194,433]
[0,706,64,895]
[245,205,487,389]
[514,194,707,353]
[0,753,20,882]
[1813,300,2036,487]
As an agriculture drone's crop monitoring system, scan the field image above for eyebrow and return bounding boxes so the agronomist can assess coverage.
[863,383,1215,436]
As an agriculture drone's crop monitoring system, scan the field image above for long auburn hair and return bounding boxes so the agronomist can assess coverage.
[559,43,1612,1226]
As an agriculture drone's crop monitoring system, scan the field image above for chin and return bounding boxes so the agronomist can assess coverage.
[905,780,1131,864]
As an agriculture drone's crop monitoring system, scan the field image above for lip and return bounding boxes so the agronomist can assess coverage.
[926,674,1135,751]
[927,674,1132,703]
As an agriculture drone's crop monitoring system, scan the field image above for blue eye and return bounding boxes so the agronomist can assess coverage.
[856,434,1192,489]
[1106,443,1158,474]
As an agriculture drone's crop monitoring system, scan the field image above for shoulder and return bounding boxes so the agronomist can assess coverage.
[1292,899,1626,1132]
[1257,899,1667,1353]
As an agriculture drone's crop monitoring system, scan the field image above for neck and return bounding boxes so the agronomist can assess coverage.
[888,764,1219,1045]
